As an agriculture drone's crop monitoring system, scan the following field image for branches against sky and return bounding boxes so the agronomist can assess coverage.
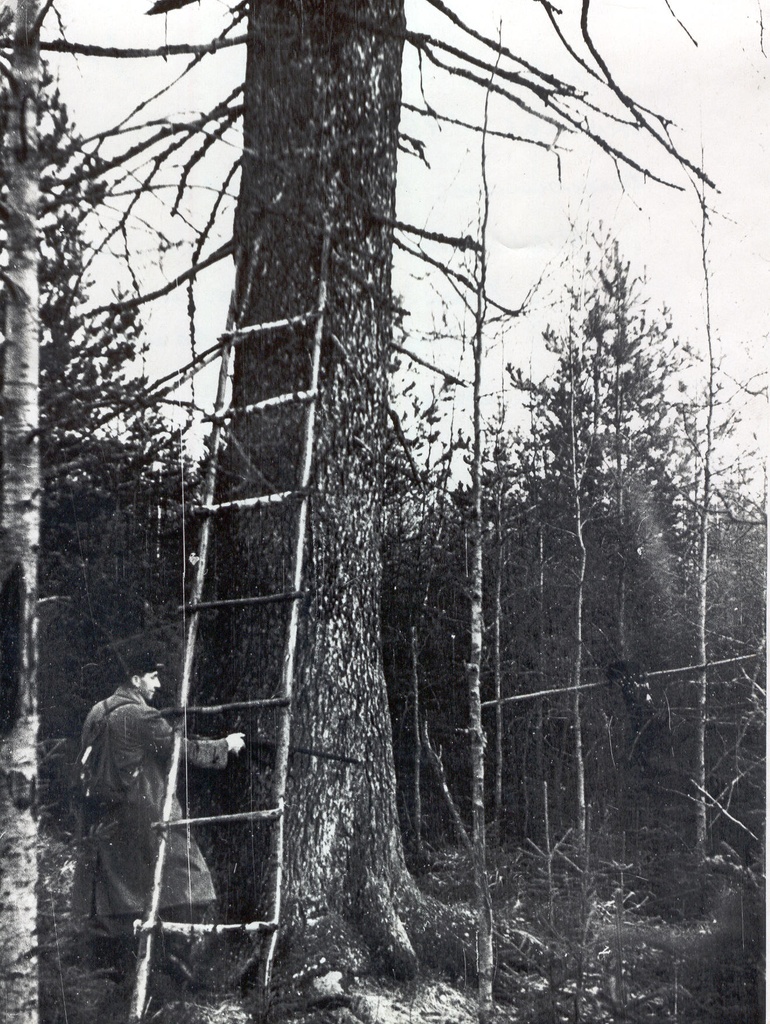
[3,0,764,437]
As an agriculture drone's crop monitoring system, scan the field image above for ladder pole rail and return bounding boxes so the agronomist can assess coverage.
[181,326,239,677]
[283,225,331,701]
[129,333,237,1023]
[260,225,331,994]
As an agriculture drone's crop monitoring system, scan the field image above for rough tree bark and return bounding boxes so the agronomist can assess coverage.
[212,0,419,981]
[0,1,42,1021]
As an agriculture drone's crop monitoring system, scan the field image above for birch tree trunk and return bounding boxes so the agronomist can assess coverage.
[466,98,494,1021]
[0,2,42,1021]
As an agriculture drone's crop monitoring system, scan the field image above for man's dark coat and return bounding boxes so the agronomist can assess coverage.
[72,684,228,935]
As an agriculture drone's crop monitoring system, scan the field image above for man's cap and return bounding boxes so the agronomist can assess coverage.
[119,643,163,677]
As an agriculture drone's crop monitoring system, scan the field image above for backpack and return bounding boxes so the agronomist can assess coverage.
[76,696,135,813]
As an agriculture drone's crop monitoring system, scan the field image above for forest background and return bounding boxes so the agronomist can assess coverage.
[0,1,766,1023]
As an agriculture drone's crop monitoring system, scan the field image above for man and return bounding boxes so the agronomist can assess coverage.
[72,646,245,982]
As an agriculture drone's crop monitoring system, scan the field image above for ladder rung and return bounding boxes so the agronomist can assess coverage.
[210,389,316,422]
[197,491,304,515]
[153,808,282,829]
[135,919,278,936]
[181,591,304,613]
[222,309,317,341]
[161,697,290,716]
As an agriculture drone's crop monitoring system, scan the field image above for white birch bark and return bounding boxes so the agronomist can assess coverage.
[467,87,494,1021]
[0,2,42,1021]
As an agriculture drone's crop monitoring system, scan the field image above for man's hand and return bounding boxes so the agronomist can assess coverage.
[226,732,246,755]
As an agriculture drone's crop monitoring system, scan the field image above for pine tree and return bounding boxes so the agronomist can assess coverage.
[504,239,691,835]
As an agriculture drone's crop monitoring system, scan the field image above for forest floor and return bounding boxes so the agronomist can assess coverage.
[154,977,481,1024]
[40,840,764,1024]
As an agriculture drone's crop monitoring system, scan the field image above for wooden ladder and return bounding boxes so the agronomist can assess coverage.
[128,229,330,1022]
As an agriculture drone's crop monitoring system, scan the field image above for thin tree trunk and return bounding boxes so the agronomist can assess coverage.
[568,329,588,848]
[410,626,422,857]
[467,401,493,1016]
[492,481,503,838]
[421,719,472,854]
[572,540,588,848]
[614,356,628,662]
[0,2,42,1021]
[694,188,714,858]
[534,527,545,840]
[467,81,494,1020]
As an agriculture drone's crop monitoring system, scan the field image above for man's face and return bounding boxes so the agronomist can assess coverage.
[132,670,161,702]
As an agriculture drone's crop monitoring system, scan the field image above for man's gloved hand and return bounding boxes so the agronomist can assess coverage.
[226,732,246,755]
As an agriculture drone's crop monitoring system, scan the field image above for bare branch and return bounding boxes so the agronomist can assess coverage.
[580,0,713,187]
[386,401,425,492]
[712,488,766,527]
[408,34,567,132]
[394,235,527,320]
[421,0,576,93]
[86,240,235,319]
[644,654,761,679]
[69,96,243,190]
[398,131,430,166]
[172,116,236,216]
[421,719,473,852]
[0,34,249,59]
[185,157,241,355]
[413,40,685,190]
[372,212,481,252]
[481,653,763,707]
[104,182,239,202]
[403,100,556,151]
[662,0,699,47]
[390,341,469,388]
[109,3,245,137]
[691,781,760,841]
[482,679,610,708]
[759,0,767,57]
[30,0,55,38]
[533,0,603,85]
[395,236,475,316]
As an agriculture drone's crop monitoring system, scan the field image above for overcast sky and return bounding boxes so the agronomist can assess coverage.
[48,0,768,453]
[395,2,768,440]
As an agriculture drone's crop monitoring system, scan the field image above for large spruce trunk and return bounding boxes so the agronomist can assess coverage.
[208,0,415,977]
